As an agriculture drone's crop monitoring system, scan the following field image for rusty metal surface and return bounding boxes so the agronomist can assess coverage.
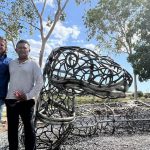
[35,46,133,149]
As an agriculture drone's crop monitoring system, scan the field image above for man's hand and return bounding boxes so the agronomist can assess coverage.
[14,90,27,101]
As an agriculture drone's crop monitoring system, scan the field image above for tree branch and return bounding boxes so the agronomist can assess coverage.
[45,0,69,41]
[41,0,47,16]
[31,0,44,40]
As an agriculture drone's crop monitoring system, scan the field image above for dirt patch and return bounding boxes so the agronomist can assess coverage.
[0,123,7,133]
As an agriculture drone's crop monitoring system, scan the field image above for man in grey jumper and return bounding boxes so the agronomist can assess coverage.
[6,40,43,150]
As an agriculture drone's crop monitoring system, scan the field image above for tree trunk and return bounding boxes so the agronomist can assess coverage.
[39,41,46,67]
[133,72,138,100]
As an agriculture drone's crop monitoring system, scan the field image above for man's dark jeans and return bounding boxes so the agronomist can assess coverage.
[5,99,36,150]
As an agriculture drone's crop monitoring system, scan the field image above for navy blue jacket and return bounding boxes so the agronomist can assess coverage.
[0,54,12,99]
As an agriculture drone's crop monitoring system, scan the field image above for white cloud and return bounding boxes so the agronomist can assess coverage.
[71,26,80,39]
[72,40,84,44]
[28,39,53,65]
[7,42,17,59]
[83,43,100,54]
[54,23,80,40]
[47,39,64,48]
[43,21,80,44]
[35,0,54,7]
[83,43,96,50]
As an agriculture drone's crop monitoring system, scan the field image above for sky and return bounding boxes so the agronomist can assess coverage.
[4,0,150,93]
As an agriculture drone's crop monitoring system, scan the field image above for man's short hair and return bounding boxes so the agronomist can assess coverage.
[16,40,30,48]
[0,36,7,42]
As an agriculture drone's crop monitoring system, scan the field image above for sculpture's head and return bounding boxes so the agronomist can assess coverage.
[44,46,132,99]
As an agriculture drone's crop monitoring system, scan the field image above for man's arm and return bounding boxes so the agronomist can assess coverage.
[26,75,43,100]
[26,62,43,100]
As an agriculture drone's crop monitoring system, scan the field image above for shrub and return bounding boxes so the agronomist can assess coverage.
[132,91,143,98]
[144,93,150,98]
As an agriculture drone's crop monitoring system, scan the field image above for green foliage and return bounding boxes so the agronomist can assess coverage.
[144,93,150,99]
[128,2,150,81]
[76,95,101,104]
[132,91,143,97]
[0,0,37,41]
[75,0,91,5]
[83,0,148,54]
[59,12,66,21]
[128,45,150,81]
[137,91,143,97]
[76,95,131,105]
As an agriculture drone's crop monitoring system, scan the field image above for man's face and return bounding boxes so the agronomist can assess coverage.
[15,43,30,59]
[0,40,6,56]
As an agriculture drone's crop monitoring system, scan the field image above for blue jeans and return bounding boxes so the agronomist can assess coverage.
[0,99,4,122]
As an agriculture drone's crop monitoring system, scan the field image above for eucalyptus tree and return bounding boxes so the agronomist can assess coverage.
[0,0,69,67]
[128,2,150,82]
[83,0,149,99]
[0,0,36,48]
[128,45,150,82]
[30,0,69,67]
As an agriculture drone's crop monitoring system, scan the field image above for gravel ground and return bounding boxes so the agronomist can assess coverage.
[0,131,8,150]
[61,134,150,150]
[1,131,150,150]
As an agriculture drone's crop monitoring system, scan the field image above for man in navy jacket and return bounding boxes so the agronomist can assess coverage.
[0,37,11,124]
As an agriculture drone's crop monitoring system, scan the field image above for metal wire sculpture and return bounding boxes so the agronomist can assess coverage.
[34,46,133,149]
[2,46,150,150]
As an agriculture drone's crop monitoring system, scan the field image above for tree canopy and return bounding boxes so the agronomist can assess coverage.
[83,0,148,54]
[128,45,150,82]
[0,0,36,47]
[128,2,150,82]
